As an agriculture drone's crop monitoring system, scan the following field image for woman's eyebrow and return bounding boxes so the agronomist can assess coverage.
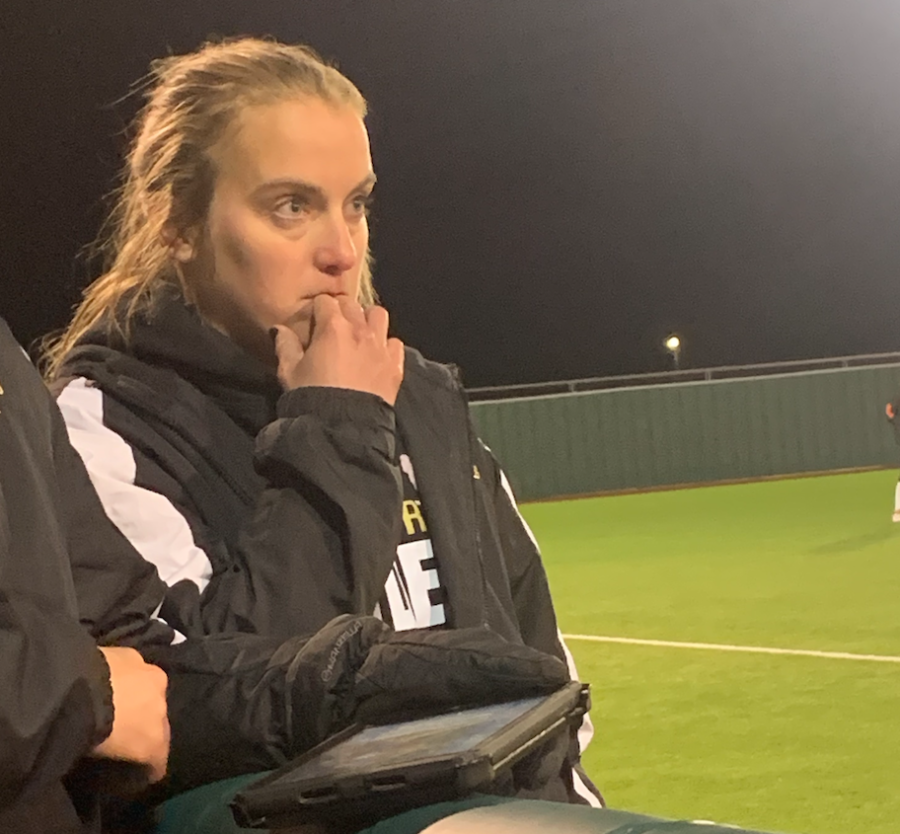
[352,173,378,192]
[252,173,377,201]
[252,178,324,202]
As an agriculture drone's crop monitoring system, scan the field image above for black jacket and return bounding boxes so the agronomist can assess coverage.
[55,291,600,805]
[0,317,172,833]
[0,311,574,834]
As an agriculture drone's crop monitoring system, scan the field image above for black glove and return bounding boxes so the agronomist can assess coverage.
[284,615,570,747]
[352,621,571,722]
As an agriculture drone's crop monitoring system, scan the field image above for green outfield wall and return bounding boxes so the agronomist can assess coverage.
[470,364,900,501]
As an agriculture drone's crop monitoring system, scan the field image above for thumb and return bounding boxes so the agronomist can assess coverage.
[272,325,305,390]
[387,337,406,377]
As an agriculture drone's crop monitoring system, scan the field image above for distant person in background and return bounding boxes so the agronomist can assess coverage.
[886,396,900,521]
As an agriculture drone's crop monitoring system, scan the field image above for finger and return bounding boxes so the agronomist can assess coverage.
[149,711,170,783]
[336,295,368,333]
[149,751,167,782]
[387,337,405,377]
[310,293,341,333]
[149,755,167,784]
[273,325,304,365]
[365,305,390,345]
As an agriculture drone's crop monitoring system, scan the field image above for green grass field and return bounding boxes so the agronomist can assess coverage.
[521,469,900,834]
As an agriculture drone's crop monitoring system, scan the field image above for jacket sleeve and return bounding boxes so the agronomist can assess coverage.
[50,398,174,650]
[56,380,403,640]
[475,442,562,656]
[142,614,570,795]
[0,580,114,806]
[0,342,114,806]
[475,439,603,807]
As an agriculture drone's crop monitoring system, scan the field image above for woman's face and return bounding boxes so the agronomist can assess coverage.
[180,97,375,358]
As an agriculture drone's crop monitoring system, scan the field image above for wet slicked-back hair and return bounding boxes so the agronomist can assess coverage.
[44,37,371,378]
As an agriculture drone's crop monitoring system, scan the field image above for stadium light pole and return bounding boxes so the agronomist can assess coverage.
[664,334,682,370]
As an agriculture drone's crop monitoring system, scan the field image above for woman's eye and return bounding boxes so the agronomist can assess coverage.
[351,194,374,216]
[274,196,308,219]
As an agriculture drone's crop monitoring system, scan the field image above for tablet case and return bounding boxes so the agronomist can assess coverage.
[231,681,590,831]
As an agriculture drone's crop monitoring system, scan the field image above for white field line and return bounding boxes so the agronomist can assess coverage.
[561,634,900,664]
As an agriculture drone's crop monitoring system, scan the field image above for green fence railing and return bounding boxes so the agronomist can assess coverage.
[470,364,900,502]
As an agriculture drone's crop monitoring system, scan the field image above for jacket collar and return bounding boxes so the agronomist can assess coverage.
[62,287,282,437]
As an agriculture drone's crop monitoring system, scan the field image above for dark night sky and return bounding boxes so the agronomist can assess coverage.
[3,1,900,387]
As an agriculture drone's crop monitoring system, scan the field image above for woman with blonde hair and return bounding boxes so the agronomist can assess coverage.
[46,36,601,821]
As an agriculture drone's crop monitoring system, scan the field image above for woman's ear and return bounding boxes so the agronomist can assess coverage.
[162,222,197,263]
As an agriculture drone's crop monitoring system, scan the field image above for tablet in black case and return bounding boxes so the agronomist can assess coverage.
[231,681,590,831]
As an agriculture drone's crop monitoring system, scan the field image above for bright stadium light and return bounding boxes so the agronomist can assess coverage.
[664,333,682,370]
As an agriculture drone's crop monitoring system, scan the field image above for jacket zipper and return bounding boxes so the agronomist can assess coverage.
[449,364,492,630]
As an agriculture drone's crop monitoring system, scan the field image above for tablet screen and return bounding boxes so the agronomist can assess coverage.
[268,695,546,787]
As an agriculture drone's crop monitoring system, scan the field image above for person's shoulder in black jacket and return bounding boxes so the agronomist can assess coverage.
[0,317,170,833]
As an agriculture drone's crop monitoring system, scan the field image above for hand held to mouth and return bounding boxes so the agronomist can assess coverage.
[273,295,405,406]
